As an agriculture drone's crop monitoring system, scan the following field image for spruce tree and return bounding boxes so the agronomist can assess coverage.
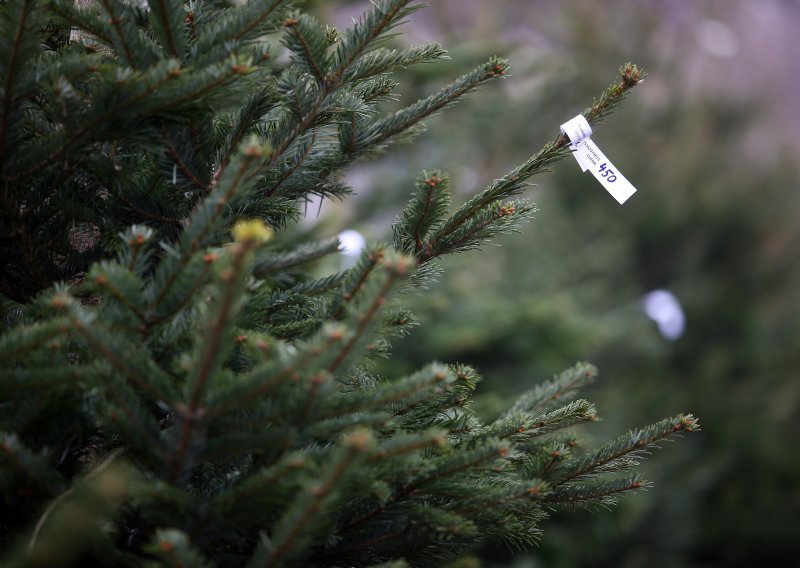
[0,1,698,565]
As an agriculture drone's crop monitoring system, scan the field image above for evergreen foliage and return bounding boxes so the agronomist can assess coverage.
[0,1,697,565]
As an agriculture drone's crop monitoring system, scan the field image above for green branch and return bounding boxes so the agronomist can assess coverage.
[543,475,646,506]
[97,0,137,67]
[283,14,329,84]
[365,57,509,149]
[150,0,183,58]
[331,247,384,320]
[330,0,418,85]
[170,237,258,481]
[263,431,371,567]
[327,257,408,374]
[555,414,699,485]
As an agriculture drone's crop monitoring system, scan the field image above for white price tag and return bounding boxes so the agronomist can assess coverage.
[560,115,637,205]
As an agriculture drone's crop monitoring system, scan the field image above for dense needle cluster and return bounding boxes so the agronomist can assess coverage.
[0,1,696,566]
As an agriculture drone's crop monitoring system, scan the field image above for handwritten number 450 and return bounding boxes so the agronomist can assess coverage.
[598,163,617,182]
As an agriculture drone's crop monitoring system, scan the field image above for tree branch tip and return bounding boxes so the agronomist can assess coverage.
[619,62,646,87]
[674,414,701,432]
[344,429,374,452]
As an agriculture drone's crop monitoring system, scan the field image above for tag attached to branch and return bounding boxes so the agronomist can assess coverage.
[560,115,637,205]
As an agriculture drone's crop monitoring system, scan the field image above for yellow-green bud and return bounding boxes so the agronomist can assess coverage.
[232,219,273,244]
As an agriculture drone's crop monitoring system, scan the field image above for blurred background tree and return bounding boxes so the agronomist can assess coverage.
[307,1,800,566]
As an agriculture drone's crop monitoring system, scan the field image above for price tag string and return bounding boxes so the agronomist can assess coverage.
[560,115,637,205]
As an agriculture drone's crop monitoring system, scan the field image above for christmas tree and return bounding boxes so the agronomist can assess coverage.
[0,1,698,565]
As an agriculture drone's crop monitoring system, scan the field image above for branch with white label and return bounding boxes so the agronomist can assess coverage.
[418,63,646,264]
[556,62,644,204]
